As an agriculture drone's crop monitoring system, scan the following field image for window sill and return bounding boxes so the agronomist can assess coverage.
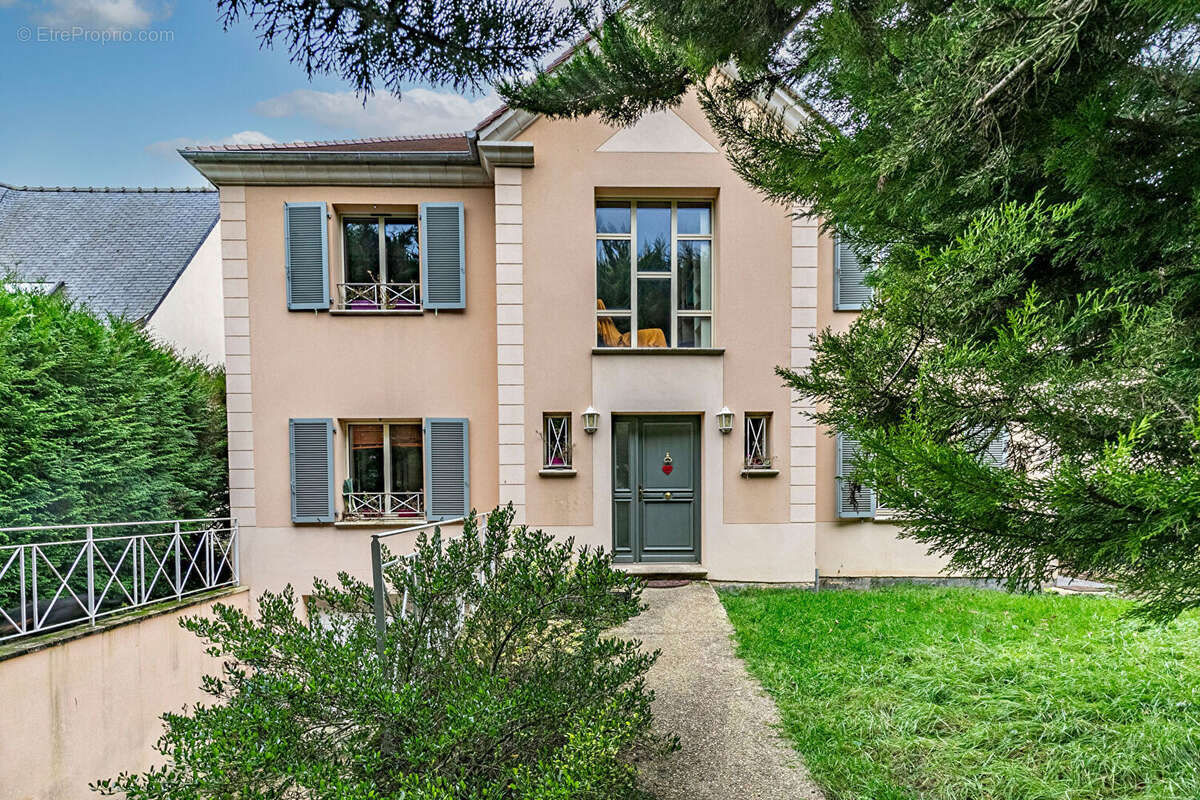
[538,468,577,478]
[334,518,427,528]
[330,308,423,316]
[740,468,779,478]
[591,348,725,356]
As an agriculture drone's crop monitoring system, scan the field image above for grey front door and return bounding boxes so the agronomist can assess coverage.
[612,415,700,563]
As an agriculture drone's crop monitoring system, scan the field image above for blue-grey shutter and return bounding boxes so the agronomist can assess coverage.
[424,418,469,521]
[420,202,466,309]
[285,202,329,310]
[984,428,1009,467]
[290,418,334,523]
[836,432,876,519]
[834,232,872,310]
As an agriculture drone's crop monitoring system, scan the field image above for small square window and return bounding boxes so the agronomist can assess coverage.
[744,413,772,470]
[542,414,572,469]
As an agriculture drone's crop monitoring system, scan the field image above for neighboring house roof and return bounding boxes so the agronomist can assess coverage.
[0,183,219,321]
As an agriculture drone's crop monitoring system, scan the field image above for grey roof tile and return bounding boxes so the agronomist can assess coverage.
[0,184,219,321]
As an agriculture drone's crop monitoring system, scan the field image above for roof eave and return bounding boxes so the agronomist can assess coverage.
[180,148,495,188]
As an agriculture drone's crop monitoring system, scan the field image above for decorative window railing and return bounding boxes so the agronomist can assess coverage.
[337,282,421,311]
[744,413,773,470]
[0,518,239,643]
[343,491,424,519]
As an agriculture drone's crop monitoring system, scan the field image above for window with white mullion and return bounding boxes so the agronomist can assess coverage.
[595,199,713,349]
[344,421,424,518]
[340,214,420,310]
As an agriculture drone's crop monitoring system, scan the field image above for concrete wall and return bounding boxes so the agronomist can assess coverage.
[0,590,250,800]
[146,225,225,364]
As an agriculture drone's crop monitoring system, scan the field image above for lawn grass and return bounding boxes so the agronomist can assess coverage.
[718,585,1200,800]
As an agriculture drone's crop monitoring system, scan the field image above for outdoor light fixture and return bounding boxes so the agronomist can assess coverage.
[717,407,735,434]
[582,406,600,434]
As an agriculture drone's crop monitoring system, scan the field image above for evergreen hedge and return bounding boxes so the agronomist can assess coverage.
[0,285,228,536]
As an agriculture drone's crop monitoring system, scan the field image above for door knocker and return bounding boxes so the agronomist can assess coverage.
[662,451,673,475]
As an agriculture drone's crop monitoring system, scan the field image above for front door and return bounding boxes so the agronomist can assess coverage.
[612,415,700,563]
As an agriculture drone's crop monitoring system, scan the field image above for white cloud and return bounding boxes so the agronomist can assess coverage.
[145,130,276,158]
[34,0,166,31]
[254,88,500,138]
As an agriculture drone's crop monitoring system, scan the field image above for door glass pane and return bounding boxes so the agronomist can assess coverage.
[343,219,380,284]
[384,220,419,284]
[596,239,631,311]
[389,424,423,493]
[636,202,671,272]
[614,418,632,490]
[613,502,631,551]
[349,424,384,492]
[677,202,711,235]
[596,201,631,234]
[677,317,712,348]
[637,278,670,347]
[677,240,712,311]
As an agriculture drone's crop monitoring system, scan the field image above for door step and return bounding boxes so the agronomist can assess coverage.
[617,563,708,580]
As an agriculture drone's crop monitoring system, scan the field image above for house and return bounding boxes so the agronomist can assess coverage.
[181,92,949,592]
[0,183,224,363]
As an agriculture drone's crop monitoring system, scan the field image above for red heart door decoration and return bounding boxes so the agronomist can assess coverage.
[662,464,673,475]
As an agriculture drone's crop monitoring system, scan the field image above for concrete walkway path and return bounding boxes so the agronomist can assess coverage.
[621,581,825,800]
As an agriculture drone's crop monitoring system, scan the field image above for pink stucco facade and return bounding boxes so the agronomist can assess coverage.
[188,93,948,596]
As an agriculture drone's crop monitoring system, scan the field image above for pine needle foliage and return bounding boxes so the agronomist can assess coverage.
[0,285,228,535]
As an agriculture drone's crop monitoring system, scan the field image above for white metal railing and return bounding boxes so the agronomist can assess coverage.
[338,282,421,310]
[0,518,239,643]
[344,491,423,519]
[369,517,465,659]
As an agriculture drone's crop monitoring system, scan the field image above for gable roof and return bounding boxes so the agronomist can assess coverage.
[0,183,219,322]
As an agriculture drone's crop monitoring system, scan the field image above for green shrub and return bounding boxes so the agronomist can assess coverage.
[0,284,228,532]
[95,507,666,799]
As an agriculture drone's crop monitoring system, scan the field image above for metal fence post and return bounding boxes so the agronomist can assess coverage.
[18,546,26,634]
[174,521,182,600]
[370,535,388,662]
[86,526,96,626]
[232,518,241,584]
[30,544,38,632]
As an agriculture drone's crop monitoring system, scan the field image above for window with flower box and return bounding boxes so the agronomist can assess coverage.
[542,413,573,471]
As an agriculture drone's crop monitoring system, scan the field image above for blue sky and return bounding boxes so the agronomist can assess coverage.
[0,1,499,188]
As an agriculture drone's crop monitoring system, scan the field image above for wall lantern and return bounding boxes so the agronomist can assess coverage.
[582,406,600,434]
[717,407,735,434]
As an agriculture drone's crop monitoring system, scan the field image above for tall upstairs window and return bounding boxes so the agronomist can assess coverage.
[595,200,713,348]
[340,215,420,310]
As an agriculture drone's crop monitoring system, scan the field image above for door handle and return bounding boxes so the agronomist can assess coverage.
[638,485,644,500]
[664,492,672,500]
